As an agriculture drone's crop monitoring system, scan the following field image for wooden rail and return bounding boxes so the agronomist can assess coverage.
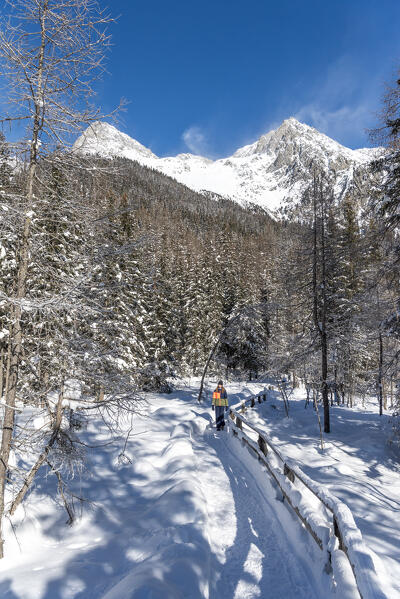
[228,390,388,599]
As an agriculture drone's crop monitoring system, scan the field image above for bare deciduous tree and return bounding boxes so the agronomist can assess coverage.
[0,0,121,558]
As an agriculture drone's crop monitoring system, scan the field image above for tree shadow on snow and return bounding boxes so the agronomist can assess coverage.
[247,395,400,579]
[1,421,214,599]
[203,432,315,599]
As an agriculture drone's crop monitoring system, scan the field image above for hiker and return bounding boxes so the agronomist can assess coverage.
[212,380,228,431]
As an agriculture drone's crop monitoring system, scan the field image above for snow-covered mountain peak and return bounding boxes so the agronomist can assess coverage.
[232,117,365,162]
[171,153,213,164]
[72,121,158,162]
[73,118,380,213]
[232,118,313,157]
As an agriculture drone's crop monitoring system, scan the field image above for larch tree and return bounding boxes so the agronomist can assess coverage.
[370,69,400,425]
[0,0,119,558]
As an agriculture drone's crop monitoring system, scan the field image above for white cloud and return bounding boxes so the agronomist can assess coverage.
[182,125,210,155]
[231,57,381,154]
[292,55,380,148]
[294,103,373,147]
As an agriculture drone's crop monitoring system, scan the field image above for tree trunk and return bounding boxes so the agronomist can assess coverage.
[198,337,220,403]
[349,377,354,409]
[10,387,64,517]
[98,385,105,402]
[292,371,298,388]
[312,177,330,433]
[313,393,324,451]
[0,347,3,399]
[197,309,244,403]
[321,330,330,432]
[378,332,383,416]
[3,344,11,407]
[320,184,330,433]
[0,2,47,559]
[390,377,394,409]
[334,362,339,405]
[383,379,387,411]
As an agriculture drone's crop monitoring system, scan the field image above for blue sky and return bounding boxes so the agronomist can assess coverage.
[98,0,400,157]
[3,1,400,157]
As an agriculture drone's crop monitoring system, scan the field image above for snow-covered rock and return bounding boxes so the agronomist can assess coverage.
[73,118,382,214]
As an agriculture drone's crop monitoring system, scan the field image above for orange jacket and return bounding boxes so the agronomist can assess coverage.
[212,386,228,406]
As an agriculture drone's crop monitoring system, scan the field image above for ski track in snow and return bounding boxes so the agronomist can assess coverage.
[193,427,321,599]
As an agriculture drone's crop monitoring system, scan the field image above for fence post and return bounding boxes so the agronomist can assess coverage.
[251,397,255,408]
[333,516,344,551]
[236,416,243,430]
[257,395,262,404]
[284,463,295,483]
[258,435,268,456]
[263,393,266,401]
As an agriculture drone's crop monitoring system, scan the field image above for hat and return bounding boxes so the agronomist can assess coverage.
[218,380,223,386]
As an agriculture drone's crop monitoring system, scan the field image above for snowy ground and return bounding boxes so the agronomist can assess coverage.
[0,380,334,599]
[241,381,400,598]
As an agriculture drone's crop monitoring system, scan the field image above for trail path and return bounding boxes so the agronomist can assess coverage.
[193,425,323,599]
[0,383,329,599]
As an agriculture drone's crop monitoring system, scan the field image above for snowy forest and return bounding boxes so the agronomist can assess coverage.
[0,1,399,597]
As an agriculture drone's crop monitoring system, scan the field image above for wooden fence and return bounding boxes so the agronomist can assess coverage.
[228,391,388,599]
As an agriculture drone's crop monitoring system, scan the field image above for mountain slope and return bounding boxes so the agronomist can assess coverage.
[73,118,380,213]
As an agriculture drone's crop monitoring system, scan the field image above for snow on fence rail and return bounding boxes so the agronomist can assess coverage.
[229,392,388,599]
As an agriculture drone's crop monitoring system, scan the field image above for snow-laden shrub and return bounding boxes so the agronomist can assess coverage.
[138,362,173,393]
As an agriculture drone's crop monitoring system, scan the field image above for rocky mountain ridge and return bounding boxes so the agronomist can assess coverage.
[73,118,381,213]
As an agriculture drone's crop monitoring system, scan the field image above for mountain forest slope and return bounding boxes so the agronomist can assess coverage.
[0,138,397,404]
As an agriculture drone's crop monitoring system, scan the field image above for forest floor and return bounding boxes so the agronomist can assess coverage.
[0,379,397,598]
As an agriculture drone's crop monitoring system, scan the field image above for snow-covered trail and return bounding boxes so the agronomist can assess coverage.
[0,382,329,599]
[193,426,322,599]
[242,385,400,598]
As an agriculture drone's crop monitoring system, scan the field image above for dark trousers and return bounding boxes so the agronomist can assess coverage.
[215,406,226,430]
